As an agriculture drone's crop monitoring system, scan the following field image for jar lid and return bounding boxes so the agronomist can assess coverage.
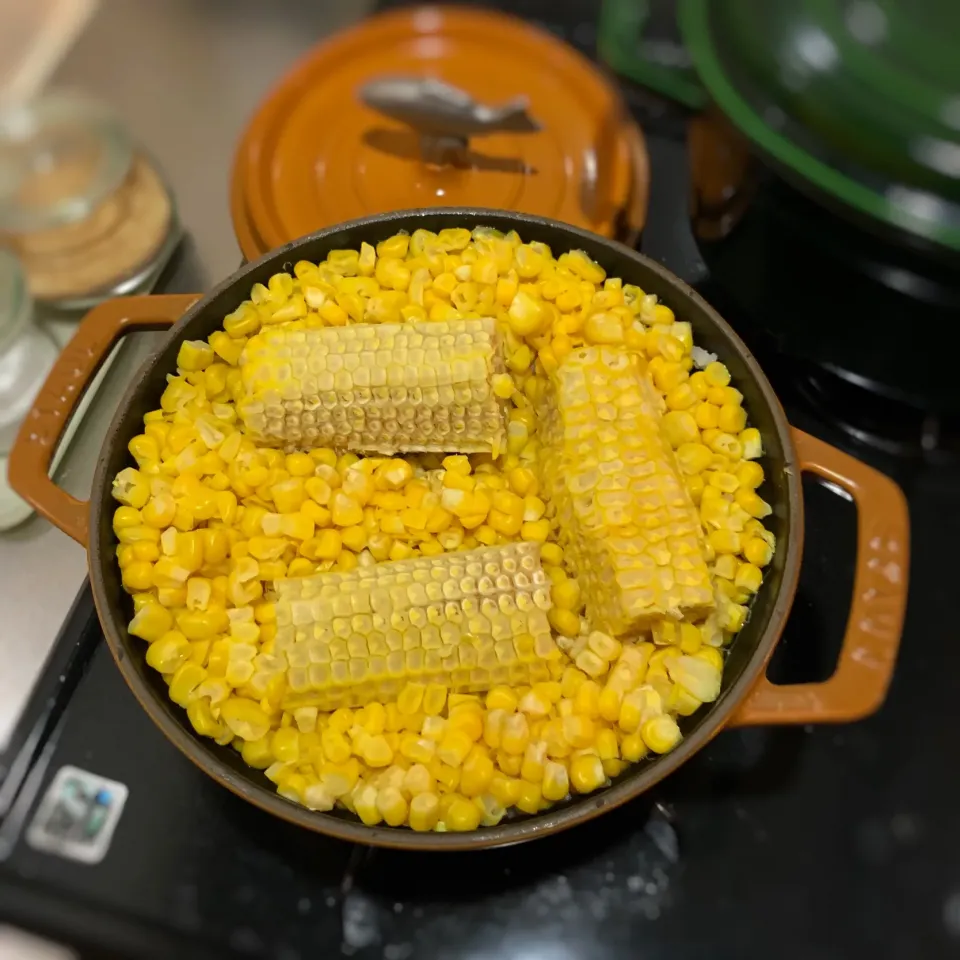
[232,6,647,258]
[0,90,133,234]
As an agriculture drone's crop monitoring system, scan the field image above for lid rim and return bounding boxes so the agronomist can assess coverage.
[236,6,642,251]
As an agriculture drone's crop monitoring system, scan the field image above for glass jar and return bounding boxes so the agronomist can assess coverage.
[0,91,179,310]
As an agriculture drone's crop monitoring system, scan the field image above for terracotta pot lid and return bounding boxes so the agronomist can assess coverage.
[232,6,647,258]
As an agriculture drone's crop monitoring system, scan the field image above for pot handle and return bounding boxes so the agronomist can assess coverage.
[8,294,201,547]
[730,429,909,726]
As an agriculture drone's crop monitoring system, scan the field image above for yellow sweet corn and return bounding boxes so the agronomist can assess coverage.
[569,754,606,793]
[274,543,557,710]
[636,713,681,756]
[112,230,779,832]
[538,346,714,635]
[542,760,570,801]
[112,468,150,509]
[237,319,507,455]
[666,654,721,703]
[220,683,270,737]
[145,630,191,674]
[409,793,440,831]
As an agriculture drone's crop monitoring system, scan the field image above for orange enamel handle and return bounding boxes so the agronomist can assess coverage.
[730,429,909,726]
[8,294,200,547]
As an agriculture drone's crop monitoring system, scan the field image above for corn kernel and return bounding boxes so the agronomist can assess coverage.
[572,680,600,718]
[708,529,742,555]
[562,715,595,749]
[486,686,518,712]
[444,796,481,832]
[735,561,764,593]
[271,728,300,764]
[397,682,425,715]
[145,630,191,674]
[667,654,721,703]
[620,732,648,763]
[735,488,773,519]
[220,697,270,740]
[662,410,699,446]
[640,715,682,754]
[598,686,622,723]
[423,684,448,716]
[122,561,154,592]
[548,607,581,638]
[460,748,495,797]
[112,468,150,509]
[409,793,440,831]
[353,784,382,826]
[486,775,518,808]
[500,713,530,755]
[541,761,570,802]
[719,403,747,434]
[515,780,543,814]
[437,730,473,767]
[169,663,206,707]
[362,734,394,767]
[421,716,447,743]
[584,312,624,345]
[743,536,773,567]
[569,754,605,793]
[704,361,731,387]
[587,631,622,662]
[128,603,173,643]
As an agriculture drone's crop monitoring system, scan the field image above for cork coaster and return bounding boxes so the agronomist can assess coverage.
[5,155,172,302]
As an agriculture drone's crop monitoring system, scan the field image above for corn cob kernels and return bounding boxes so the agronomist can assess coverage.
[238,319,507,455]
[274,543,558,711]
[538,346,714,635]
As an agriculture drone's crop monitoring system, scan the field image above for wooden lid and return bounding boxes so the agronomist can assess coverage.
[232,6,647,257]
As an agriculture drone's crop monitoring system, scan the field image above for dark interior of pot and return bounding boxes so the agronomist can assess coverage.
[90,209,800,848]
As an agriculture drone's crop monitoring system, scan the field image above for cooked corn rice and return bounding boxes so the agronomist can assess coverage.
[112,226,775,832]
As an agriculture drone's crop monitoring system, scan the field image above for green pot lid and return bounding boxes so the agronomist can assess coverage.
[680,0,960,253]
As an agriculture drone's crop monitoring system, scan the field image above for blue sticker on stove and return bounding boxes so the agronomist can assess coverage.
[26,765,128,864]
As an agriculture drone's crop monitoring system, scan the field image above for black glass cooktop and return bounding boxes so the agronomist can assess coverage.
[2,3,958,958]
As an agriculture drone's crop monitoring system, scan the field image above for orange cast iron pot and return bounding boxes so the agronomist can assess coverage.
[9,209,910,850]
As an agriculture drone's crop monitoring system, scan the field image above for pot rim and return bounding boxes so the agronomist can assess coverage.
[88,207,803,850]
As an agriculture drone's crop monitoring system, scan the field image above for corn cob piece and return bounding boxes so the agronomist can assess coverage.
[538,346,714,635]
[237,318,507,455]
[273,542,558,711]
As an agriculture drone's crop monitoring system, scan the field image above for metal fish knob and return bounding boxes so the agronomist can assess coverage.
[359,76,541,164]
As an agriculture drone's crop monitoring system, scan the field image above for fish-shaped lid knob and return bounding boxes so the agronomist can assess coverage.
[360,76,541,165]
[360,77,540,136]
[231,6,648,259]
